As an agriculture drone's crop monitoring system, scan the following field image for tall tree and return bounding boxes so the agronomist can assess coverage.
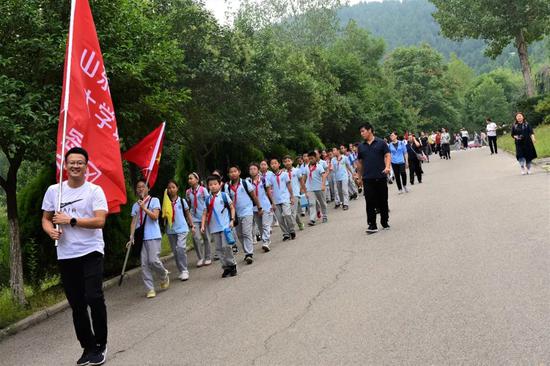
[430,0,550,97]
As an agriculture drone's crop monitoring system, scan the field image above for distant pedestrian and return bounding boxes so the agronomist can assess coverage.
[486,118,498,154]
[303,151,327,226]
[356,123,391,234]
[406,135,423,184]
[388,132,409,194]
[440,128,451,160]
[511,112,537,175]
[460,128,469,149]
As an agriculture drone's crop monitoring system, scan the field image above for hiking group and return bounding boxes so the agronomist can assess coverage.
[40,115,539,365]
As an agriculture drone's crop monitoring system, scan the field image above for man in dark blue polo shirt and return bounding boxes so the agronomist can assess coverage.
[356,123,392,233]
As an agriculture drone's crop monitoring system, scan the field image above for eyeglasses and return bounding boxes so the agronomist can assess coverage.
[67,161,87,167]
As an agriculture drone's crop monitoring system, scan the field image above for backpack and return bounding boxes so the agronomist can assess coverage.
[225,179,256,207]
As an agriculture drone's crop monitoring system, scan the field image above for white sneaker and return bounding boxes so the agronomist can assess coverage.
[527,168,532,175]
[197,259,204,267]
[398,189,404,195]
[178,271,189,281]
[204,259,212,266]
[404,186,410,193]
[521,168,526,175]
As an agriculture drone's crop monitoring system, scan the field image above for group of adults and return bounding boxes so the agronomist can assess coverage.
[40,111,539,365]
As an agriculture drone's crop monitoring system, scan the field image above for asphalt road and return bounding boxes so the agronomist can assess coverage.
[1,148,549,366]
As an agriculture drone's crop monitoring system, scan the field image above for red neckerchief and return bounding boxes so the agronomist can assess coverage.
[229,180,240,206]
[190,186,201,213]
[139,196,151,225]
[287,168,292,181]
[206,194,217,224]
[252,177,260,197]
[274,171,282,188]
[309,164,317,180]
[170,198,177,224]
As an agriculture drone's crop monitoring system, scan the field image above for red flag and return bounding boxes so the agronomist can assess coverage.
[122,122,166,189]
[57,0,126,213]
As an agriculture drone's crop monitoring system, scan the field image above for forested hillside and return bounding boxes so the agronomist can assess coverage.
[338,0,547,73]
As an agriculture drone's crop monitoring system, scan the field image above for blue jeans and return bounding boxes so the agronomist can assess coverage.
[518,158,532,169]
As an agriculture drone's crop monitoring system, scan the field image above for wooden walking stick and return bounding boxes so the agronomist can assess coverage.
[118,241,133,286]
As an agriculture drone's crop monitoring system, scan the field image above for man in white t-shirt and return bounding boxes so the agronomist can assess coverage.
[42,147,109,366]
[486,118,498,154]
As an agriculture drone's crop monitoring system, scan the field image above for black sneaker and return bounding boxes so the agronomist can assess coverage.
[308,221,316,226]
[232,246,238,254]
[256,234,261,242]
[282,235,290,241]
[342,205,349,211]
[230,265,238,277]
[77,349,92,366]
[222,268,232,278]
[244,254,254,264]
[334,204,341,209]
[382,223,390,230]
[88,345,107,366]
[366,225,378,234]
[290,232,296,240]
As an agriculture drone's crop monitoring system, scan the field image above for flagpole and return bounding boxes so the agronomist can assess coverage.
[144,122,166,188]
[56,0,77,246]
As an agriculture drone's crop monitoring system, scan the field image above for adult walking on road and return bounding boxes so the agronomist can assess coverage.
[406,135,423,185]
[440,128,451,160]
[460,128,470,149]
[388,132,409,194]
[486,118,498,154]
[41,147,109,366]
[511,112,537,175]
[356,123,391,234]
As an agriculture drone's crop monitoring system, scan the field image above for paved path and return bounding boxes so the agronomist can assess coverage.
[1,148,549,365]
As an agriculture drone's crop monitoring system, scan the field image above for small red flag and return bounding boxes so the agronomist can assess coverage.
[57,0,126,213]
[122,122,166,189]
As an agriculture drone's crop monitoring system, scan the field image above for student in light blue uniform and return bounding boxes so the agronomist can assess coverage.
[130,180,169,298]
[269,158,296,241]
[260,160,279,227]
[283,155,304,231]
[247,162,273,252]
[341,145,359,198]
[331,147,354,210]
[201,175,237,278]
[164,180,195,281]
[186,173,212,267]
[303,151,327,225]
[225,165,262,264]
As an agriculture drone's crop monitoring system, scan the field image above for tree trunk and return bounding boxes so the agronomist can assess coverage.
[516,30,535,98]
[0,155,27,306]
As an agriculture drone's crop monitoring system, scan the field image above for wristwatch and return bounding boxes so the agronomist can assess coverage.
[70,218,77,227]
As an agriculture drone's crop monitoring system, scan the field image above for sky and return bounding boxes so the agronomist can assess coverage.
[203,0,382,23]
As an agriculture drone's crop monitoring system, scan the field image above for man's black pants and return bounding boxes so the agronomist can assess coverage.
[59,251,107,350]
[364,178,389,226]
[488,136,498,154]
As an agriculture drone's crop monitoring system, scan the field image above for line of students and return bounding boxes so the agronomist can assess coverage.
[128,148,362,297]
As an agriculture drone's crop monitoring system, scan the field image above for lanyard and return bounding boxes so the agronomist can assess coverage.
[139,196,151,225]
[229,181,240,206]
[309,164,317,180]
[206,195,217,224]
[287,169,292,181]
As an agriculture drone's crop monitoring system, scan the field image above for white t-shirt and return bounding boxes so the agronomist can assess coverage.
[42,181,108,260]
[486,122,497,137]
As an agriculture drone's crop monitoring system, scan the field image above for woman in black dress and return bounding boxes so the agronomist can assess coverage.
[406,134,423,184]
[511,112,537,175]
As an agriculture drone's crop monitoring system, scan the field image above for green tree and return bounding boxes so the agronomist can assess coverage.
[384,45,461,132]
[464,76,510,129]
[430,0,550,97]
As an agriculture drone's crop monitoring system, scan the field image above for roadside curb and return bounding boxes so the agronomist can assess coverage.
[0,254,175,342]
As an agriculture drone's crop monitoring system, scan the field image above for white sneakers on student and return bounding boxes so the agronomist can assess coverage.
[178,271,189,281]
[160,270,170,290]
[404,186,410,193]
[197,259,204,267]
[398,189,404,194]
[204,259,212,266]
